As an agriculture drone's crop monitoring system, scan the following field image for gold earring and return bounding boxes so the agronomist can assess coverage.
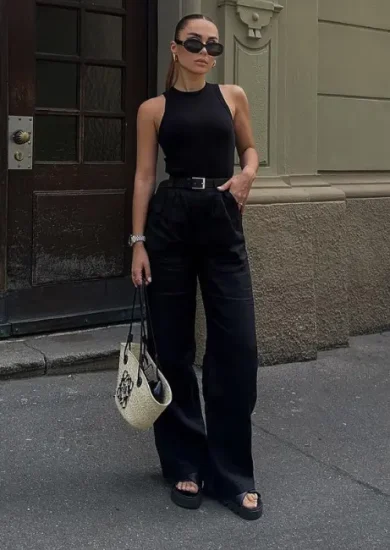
[213,60,217,68]
[173,54,178,63]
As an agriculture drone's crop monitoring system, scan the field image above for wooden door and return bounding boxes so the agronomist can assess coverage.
[0,0,156,337]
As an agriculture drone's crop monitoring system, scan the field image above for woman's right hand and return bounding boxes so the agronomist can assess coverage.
[131,243,152,287]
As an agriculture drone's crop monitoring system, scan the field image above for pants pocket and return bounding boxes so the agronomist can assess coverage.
[223,190,242,220]
[148,187,166,214]
[227,189,238,204]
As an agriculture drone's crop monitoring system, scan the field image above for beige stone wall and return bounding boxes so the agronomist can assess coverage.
[317,1,390,339]
[318,0,390,171]
[158,0,390,366]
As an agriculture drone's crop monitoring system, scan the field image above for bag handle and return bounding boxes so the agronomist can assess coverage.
[125,289,138,347]
[141,282,161,368]
[138,283,162,386]
[124,281,161,374]
[123,284,147,386]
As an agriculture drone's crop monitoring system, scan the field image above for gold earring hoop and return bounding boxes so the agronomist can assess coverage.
[173,54,178,63]
[213,60,217,68]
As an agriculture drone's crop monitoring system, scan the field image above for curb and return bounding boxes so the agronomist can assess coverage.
[0,324,138,381]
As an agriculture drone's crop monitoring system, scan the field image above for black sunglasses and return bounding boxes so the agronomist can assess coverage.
[175,38,224,57]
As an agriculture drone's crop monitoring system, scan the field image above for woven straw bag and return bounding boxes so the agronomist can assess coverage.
[115,284,172,430]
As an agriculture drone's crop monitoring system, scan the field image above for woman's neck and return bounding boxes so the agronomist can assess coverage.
[174,70,206,92]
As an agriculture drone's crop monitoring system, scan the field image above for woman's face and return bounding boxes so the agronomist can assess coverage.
[171,19,220,76]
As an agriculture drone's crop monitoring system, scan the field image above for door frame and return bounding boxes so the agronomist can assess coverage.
[0,0,158,338]
[0,0,8,296]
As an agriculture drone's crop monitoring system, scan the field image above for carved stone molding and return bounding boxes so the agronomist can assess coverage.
[238,0,283,39]
[219,0,283,39]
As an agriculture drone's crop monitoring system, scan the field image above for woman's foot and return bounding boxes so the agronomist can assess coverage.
[203,482,263,520]
[170,478,202,510]
[243,492,259,509]
[223,491,263,521]
[176,481,199,493]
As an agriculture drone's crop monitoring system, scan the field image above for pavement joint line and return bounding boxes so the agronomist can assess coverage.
[22,340,48,374]
[253,421,390,500]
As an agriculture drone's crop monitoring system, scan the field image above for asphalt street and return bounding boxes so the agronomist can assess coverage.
[1,333,389,550]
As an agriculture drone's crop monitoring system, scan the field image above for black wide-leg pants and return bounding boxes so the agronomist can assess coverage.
[145,184,258,499]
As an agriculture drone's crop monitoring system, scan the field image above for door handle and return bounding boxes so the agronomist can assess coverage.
[13,130,31,145]
[8,116,33,170]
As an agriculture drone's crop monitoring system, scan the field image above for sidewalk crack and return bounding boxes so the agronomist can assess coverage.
[23,341,48,374]
[253,421,390,500]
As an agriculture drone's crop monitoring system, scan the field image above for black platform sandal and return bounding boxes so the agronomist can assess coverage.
[222,491,263,521]
[170,474,202,510]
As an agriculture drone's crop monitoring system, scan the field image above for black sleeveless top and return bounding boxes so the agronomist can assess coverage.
[158,83,235,179]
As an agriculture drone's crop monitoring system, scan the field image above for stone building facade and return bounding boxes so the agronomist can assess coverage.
[158,1,390,365]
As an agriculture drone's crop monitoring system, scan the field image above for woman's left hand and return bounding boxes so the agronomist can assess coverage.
[217,172,254,212]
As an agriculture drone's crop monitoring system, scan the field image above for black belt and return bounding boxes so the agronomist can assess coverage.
[160,177,228,191]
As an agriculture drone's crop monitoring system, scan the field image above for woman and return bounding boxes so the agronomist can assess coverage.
[131,13,262,521]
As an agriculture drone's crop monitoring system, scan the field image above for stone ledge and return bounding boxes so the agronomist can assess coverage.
[248,173,390,204]
[329,184,390,199]
[249,175,346,204]
[322,172,390,198]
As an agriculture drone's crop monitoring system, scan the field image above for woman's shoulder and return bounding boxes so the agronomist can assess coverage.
[217,85,248,119]
[138,94,166,120]
[219,84,248,102]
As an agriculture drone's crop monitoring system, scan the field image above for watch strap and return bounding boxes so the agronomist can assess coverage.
[129,234,146,247]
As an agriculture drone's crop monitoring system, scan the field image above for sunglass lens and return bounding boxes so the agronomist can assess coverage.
[206,43,224,57]
[184,39,204,53]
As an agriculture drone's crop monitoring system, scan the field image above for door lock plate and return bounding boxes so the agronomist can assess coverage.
[8,116,33,170]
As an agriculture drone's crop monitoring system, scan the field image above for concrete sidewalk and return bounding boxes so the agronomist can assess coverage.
[1,332,389,549]
[0,324,134,379]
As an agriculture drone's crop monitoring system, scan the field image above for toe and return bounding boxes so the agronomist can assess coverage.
[243,493,258,509]
[176,481,198,494]
[187,482,198,493]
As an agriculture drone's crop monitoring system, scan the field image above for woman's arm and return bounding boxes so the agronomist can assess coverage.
[234,85,259,179]
[218,86,259,210]
[131,98,160,286]
[132,99,159,237]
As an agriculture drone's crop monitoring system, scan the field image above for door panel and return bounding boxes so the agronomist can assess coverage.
[2,0,156,337]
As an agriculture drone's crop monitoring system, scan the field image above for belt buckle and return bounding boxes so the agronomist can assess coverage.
[191,177,206,190]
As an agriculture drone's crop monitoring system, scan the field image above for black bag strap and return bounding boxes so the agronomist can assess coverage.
[125,288,138,348]
[142,282,161,368]
[124,282,161,381]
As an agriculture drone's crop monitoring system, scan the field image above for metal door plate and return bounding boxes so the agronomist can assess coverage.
[8,116,34,170]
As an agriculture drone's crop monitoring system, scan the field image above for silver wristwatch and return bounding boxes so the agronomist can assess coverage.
[128,234,146,247]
